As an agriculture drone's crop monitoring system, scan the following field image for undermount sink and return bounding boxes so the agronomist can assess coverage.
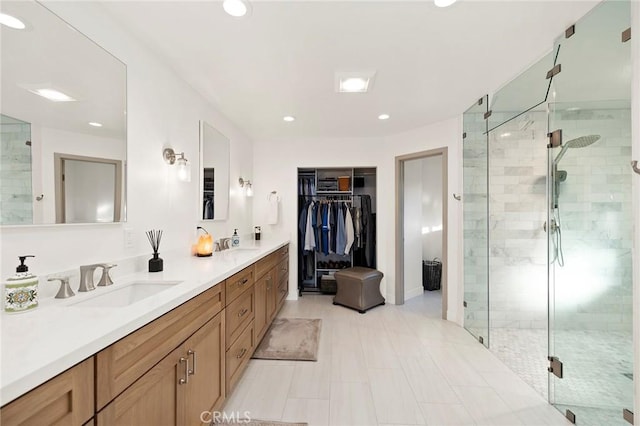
[70,281,181,308]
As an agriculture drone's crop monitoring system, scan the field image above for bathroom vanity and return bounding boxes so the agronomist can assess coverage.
[0,240,290,425]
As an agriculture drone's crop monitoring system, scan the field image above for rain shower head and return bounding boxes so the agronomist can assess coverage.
[553,135,601,166]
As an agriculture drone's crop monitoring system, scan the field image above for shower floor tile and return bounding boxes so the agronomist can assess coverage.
[488,327,633,426]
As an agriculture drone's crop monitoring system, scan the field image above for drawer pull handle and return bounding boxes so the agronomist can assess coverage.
[238,308,249,317]
[239,278,249,286]
[187,349,196,376]
[236,348,247,359]
[178,357,189,384]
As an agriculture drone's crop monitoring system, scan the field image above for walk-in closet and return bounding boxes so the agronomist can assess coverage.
[297,167,376,295]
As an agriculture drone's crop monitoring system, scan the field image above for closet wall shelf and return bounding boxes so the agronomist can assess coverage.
[316,190,352,194]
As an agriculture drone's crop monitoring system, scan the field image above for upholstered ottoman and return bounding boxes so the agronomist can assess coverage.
[333,267,385,313]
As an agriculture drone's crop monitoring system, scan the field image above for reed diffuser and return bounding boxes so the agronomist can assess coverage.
[146,229,163,272]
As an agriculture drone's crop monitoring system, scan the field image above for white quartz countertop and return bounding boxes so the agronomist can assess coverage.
[0,238,289,406]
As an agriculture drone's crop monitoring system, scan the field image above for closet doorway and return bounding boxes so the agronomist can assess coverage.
[395,148,448,319]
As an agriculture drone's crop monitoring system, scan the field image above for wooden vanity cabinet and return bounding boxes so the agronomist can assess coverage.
[96,284,224,410]
[0,357,94,426]
[98,314,224,426]
[0,243,289,426]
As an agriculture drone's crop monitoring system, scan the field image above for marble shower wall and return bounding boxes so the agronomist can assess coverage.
[485,108,632,332]
[551,107,632,332]
[0,119,32,225]
[488,111,549,330]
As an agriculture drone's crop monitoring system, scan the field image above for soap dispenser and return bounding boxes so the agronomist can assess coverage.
[4,255,39,313]
[231,229,240,248]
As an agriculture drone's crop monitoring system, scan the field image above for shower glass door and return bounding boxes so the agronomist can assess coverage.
[463,96,489,346]
[548,1,633,424]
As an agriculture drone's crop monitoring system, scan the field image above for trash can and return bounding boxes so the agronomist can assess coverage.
[422,259,442,291]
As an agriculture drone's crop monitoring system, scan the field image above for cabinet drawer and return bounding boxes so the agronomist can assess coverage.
[254,252,277,280]
[225,287,255,349]
[225,321,254,393]
[277,275,288,307]
[225,266,254,305]
[278,244,289,262]
[276,258,289,284]
[1,357,94,426]
[96,284,224,410]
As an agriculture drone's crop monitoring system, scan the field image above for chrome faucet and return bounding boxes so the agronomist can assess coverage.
[48,276,75,299]
[79,264,101,292]
[97,264,117,286]
[215,238,232,252]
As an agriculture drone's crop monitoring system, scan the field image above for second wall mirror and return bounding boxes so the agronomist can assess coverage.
[199,121,230,221]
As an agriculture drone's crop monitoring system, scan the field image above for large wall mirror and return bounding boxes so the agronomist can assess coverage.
[0,1,127,225]
[199,121,230,221]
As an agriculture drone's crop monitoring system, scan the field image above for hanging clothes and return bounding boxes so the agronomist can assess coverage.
[336,202,346,255]
[361,195,374,267]
[304,201,316,251]
[321,203,330,255]
[344,204,355,254]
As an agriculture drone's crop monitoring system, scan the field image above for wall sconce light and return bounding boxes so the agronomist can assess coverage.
[163,148,191,182]
[239,177,253,197]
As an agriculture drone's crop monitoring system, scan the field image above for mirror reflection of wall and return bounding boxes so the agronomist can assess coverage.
[0,0,127,226]
[200,121,230,221]
[0,115,33,225]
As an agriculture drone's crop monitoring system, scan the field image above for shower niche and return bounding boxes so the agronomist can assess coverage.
[462,1,633,424]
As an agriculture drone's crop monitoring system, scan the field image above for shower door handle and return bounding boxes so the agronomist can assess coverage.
[631,160,640,175]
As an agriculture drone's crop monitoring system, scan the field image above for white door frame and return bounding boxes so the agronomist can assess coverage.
[395,147,448,319]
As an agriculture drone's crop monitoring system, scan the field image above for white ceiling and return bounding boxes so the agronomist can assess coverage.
[100,0,600,139]
[1,1,126,140]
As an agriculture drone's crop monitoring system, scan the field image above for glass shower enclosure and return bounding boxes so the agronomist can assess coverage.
[462,1,633,424]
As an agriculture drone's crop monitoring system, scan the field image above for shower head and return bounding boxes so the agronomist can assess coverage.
[553,135,601,166]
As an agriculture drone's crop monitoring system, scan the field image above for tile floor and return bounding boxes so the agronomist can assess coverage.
[221,292,572,426]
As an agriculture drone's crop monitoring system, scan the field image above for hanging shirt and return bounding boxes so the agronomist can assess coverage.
[321,203,330,255]
[353,206,362,248]
[304,202,316,251]
[336,202,346,255]
[344,204,355,254]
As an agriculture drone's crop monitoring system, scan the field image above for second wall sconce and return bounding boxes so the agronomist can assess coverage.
[239,177,253,197]
[163,148,191,182]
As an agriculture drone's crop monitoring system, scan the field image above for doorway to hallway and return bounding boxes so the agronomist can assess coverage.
[395,148,447,319]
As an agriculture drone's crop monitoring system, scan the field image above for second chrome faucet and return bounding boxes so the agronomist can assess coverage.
[79,263,117,292]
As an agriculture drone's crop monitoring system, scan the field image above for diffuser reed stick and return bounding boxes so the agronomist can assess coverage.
[146,229,164,272]
[146,229,163,254]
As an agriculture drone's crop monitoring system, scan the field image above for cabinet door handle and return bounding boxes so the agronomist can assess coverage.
[236,348,247,359]
[238,308,249,318]
[178,357,189,385]
[187,349,196,376]
[239,278,249,286]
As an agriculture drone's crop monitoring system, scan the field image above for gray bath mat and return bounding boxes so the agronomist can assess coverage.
[252,318,322,361]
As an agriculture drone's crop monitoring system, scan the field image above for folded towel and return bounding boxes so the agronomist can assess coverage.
[267,195,279,225]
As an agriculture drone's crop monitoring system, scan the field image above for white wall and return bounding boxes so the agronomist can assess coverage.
[0,2,253,284]
[422,156,443,261]
[403,159,424,301]
[252,116,463,323]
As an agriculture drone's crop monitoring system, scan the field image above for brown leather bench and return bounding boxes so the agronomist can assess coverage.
[333,267,385,313]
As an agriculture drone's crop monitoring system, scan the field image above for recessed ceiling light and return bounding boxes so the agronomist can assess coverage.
[566,107,581,111]
[378,114,390,120]
[500,132,512,138]
[29,88,76,102]
[434,0,457,7]
[88,122,103,127]
[283,116,295,122]
[0,13,26,30]
[335,71,376,93]
[341,78,369,93]
[223,0,251,17]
